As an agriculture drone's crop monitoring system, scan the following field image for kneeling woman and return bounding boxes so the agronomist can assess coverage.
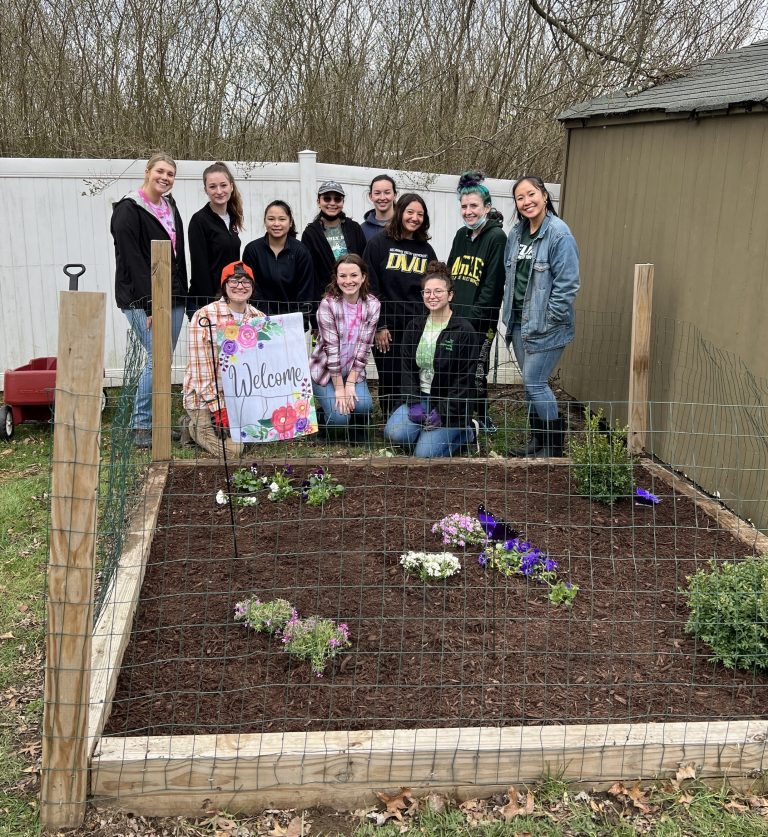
[384,262,478,458]
[183,262,265,458]
[310,255,380,441]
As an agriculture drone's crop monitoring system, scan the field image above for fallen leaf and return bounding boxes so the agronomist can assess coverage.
[0,633,14,640]
[285,817,303,837]
[724,799,749,814]
[499,786,535,820]
[678,791,694,805]
[674,762,697,786]
[424,792,447,813]
[374,788,416,822]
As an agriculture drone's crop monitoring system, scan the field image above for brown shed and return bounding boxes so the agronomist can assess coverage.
[557,40,768,532]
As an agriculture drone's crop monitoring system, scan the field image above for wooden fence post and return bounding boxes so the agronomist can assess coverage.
[628,264,654,455]
[151,240,172,462]
[41,291,106,830]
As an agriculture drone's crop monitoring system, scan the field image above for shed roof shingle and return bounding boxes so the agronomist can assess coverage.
[558,39,768,122]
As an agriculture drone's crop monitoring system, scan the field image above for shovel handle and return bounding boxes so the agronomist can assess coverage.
[63,263,86,291]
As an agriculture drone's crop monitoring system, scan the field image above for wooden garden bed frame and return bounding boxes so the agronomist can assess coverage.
[84,456,768,817]
[40,260,768,827]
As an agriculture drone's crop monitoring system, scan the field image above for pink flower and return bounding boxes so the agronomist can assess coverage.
[238,324,258,348]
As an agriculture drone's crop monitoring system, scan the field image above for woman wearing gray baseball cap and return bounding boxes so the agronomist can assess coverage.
[301,181,367,300]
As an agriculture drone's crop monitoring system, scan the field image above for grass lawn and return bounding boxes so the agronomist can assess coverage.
[1,395,768,835]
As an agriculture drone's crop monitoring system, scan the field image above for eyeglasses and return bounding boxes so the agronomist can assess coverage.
[227,278,253,288]
[320,193,344,203]
[422,289,448,297]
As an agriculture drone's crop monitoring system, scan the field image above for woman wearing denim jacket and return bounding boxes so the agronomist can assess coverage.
[501,176,580,457]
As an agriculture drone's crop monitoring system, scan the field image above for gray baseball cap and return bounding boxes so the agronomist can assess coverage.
[317,180,346,196]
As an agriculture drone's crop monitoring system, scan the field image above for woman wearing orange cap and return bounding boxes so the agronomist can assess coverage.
[183,261,265,457]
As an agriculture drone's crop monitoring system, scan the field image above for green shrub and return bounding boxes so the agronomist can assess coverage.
[568,407,634,504]
[683,555,768,671]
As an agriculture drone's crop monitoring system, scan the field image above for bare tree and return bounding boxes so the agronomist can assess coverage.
[0,0,763,178]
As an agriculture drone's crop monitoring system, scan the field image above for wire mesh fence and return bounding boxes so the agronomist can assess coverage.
[42,302,768,823]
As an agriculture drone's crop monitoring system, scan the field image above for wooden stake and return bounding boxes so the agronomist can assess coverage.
[151,240,172,462]
[41,290,105,830]
[628,264,654,455]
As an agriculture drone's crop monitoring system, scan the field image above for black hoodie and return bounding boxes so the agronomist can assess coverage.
[301,215,367,298]
[446,217,506,336]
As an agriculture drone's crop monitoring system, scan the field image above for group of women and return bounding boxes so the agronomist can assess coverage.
[112,155,580,458]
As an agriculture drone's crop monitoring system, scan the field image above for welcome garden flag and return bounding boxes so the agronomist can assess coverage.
[219,312,319,443]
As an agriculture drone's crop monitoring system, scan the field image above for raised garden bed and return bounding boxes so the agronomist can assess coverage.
[90,459,768,815]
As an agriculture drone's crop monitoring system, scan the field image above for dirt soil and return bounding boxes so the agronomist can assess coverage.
[104,461,768,737]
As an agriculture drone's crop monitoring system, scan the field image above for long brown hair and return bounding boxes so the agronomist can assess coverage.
[324,254,371,300]
[384,192,431,242]
[203,161,245,232]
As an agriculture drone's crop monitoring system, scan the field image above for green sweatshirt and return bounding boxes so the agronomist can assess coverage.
[446,217,507,337]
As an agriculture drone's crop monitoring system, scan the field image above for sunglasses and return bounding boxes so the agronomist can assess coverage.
[320,193,344,203]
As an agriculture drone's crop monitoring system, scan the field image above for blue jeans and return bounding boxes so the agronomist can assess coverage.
[509,323,563,421]
[312,378,374,427]
[384,399,474,458]
[122,306,185,430]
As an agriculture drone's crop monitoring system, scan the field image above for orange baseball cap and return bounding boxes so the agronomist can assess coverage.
[220,261,254,286]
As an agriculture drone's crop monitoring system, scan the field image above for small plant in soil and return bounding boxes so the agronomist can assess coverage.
[479,539,578,606]
[265,464,299,501]
[400,550,461,581]
[300,466,344,506]
[568,406,634,504]
[683,554,768,671]
[432,513,487,548]
[234,597,294,635]
[281,614,351,676]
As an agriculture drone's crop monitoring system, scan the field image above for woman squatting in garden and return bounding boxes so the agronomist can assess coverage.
[111,152,188,449]
[241,200,315,325]
[363,192,437,417]
[183,261,266,458]
[309,254,381,443]
[383,261,479,458]
[502,175,580,457]
[186,161,244,316]
[361,174,398,241]
[446,170,507,435]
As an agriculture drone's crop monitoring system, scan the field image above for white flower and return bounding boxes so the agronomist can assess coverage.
[399,550,460,580]
[215,489,227,505]
[270,481,279,493]
[242,496,258,506]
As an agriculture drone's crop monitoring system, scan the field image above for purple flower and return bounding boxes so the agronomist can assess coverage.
[636,487,660,505]
[282,464,295,476]
[221,339,238,355]
[311,467,325,479]
[478,553,488,567]
[543,558,558,572]
[295,417,308,432]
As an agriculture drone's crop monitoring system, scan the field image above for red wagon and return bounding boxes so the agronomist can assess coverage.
[0,265,105,439]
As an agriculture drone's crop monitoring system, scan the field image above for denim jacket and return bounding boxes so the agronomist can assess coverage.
[502,212,580,353]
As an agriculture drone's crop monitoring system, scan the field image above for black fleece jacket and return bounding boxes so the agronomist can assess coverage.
[400,315,480,427]
[241,235,315,318]
[187,204,241,315]
[301,215,367,297]
[111,194,188,312]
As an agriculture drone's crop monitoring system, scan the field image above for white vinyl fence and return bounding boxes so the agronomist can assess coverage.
[0,153,558,386]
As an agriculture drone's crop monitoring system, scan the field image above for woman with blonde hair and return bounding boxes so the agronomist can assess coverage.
[111,152,188,448]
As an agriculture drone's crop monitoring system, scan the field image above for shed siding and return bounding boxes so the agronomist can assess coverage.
[560,112,768,531]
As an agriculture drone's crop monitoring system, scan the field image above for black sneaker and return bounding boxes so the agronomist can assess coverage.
[478,416,498,435]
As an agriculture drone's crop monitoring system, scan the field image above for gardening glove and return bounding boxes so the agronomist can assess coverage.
[212,407,230,438]
[424,408,442,429]
[408,403,427,424]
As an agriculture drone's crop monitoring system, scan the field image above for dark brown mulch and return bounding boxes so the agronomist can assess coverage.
[104,461,768,737]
